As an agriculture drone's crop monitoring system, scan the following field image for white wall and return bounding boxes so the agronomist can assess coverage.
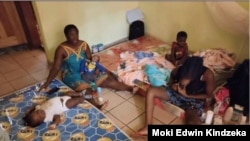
[32,1,249,62]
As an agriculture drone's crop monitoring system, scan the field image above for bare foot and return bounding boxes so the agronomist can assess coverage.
[134,127,148,136]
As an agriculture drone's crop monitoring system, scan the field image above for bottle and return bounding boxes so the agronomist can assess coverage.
[96,87,105,105]
[205,110,214,125]
[200,112,206,123]
[90,82,97,91]
[231,104,244,124]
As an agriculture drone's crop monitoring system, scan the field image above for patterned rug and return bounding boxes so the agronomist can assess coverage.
[0,79,132,141]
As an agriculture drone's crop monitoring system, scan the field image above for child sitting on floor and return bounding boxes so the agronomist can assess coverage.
[23,91,108,129]
[80,55,106,90]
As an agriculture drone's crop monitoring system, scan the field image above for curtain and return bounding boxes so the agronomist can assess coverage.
[206,2,249,36]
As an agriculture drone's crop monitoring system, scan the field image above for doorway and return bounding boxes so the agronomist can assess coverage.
[0,1,42,50]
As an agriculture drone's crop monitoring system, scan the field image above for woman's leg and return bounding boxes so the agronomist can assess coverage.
[75,71,136,93]
[65,89,108,110]
[100,74,133,92]
[74,74,108,92]
[95,74,108,87]
[65,96,85,108]
[75,83,91,92]
[137,86,170,135]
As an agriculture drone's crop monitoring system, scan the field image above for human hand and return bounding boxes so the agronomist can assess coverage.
[177,83,188,97]
[175,52,183,59]
[176,79,190,97]
[38,83,50,93]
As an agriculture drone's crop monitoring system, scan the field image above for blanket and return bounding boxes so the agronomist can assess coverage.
[96,35,174,87]
[117,51,174,86]
[0,79,131,141]
[96,35,171,74]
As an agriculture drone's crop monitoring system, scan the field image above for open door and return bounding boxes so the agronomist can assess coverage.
[15,1,43,49]
[0,1,42,50]
[0,1,27,49]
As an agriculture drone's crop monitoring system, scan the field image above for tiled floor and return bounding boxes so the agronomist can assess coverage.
[0,47,50,96]
[0,47,183,141]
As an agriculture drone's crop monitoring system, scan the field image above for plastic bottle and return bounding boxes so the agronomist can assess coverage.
[205,110,214,125]
[200,112,206,123]
[90,82,97,91]
[231,104,244,124]
[96,87,105,105]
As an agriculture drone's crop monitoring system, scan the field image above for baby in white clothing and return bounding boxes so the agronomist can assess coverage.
[23,91,85,129]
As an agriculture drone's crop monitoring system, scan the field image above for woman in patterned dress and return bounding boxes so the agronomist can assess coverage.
[39,24,136,106]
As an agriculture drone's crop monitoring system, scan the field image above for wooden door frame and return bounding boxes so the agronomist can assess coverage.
[14,1,43,50]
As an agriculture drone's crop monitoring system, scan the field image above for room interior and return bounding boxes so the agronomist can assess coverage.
[0,1,249,141]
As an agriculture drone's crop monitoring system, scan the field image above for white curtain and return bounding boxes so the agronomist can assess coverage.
[206,2,249,36]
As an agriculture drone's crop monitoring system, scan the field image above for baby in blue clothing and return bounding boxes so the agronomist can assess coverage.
[80,55,106,90]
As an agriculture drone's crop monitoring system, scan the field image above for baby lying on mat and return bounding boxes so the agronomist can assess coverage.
[23,91,108,129]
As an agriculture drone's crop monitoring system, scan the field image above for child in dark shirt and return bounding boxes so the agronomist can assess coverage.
[166,31,189,66]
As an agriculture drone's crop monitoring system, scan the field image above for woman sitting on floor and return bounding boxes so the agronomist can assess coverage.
[39,24,138,95]
[136,56,215,136]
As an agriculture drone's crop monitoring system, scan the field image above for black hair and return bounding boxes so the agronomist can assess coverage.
[177,31,187,39]
[64,24,79,36]
[23,109,41,127]
[176,56,207,95]
[177,56,205,82]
